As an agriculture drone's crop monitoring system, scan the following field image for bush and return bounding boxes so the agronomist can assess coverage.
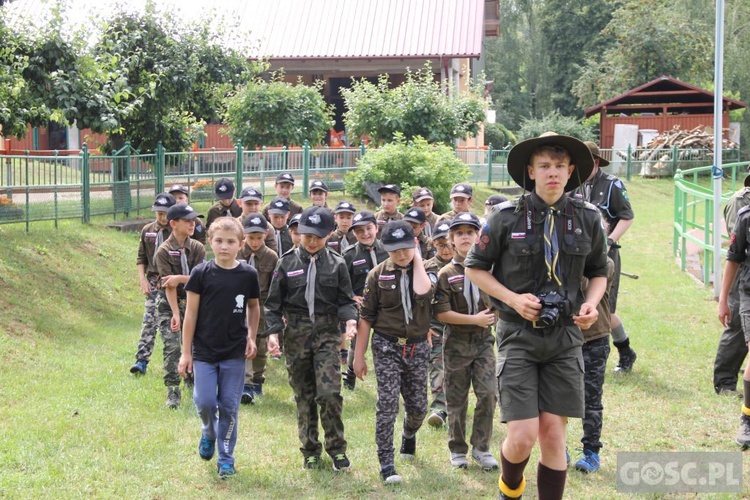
[483,122,517,148]
[517,110,596,141]
[344,135,470,213]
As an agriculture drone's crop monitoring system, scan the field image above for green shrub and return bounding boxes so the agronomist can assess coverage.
[517,110,596,141]
[483,122,517,148]
[345,135,469,213]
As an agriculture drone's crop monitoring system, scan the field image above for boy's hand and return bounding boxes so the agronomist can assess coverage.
[427,328,440,348]
[178,354,193,379]
[475,308,496,328]
[268,335,281,357]
[245,337,257,360]
[414,237,422,259]
[718,300,731,327]
[354,356,367,380]
[510,293,542,321]
[170,313,181,332]
[161,275,182,288]
[345,319,357,340]
[573,302,599,330]
[139,277,152,295]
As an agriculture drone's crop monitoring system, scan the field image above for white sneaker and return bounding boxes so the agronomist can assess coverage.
[471,449,499,471]
[450,452,468,469]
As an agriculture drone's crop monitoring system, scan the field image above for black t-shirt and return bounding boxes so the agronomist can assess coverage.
[185,260,260,362]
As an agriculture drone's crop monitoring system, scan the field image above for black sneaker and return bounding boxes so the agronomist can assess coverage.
[380,464,402,484]
[332,453,351,471]
[400,434,416,459]
[303,455,320,469]
[343,373,356,391]
[614,348,637,373]
[241,385,255,405]
[737,415,750,449]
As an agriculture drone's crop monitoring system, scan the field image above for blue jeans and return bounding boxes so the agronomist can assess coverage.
[193,357,245,466]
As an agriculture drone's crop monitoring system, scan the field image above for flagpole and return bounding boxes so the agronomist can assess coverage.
[712,0,725,298]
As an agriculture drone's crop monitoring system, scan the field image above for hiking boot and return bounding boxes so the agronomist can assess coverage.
[342,373,356,391]
[241,385,255,405]
[380,464,402,484]
[400,434,416,459]
[217,463,236,479]
[198,436,215,460]
[250,382,263,397]
[130,360,148,375]
[303,455,320,469]
[450,452,468,469]
[614,348,637,373]
[737,415,750,449]
[166,386,181,409]
[471,449,499,471]
[332,453,351,471]
[427,410,447,429]
[574,448,600,474]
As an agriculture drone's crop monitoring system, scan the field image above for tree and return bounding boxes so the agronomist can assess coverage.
[223,74,333,149]
[341,63,487,145]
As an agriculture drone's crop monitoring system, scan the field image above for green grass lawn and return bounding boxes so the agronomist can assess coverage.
[1,179,749,498]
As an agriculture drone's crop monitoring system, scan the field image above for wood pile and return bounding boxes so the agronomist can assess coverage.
[614,125,739,177]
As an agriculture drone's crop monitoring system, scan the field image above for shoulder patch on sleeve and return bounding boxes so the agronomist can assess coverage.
[583,201,599,212]
[428,272,438,284]
[497,200,515,211]
[605,174,617,181]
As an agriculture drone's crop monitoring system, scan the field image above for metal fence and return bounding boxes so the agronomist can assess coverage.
[673,161,750,285]
[601,146,740,180]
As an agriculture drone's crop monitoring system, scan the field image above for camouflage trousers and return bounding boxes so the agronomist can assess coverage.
[714,275,747,392]
[429,334,446,412]
[443,327,497,454]
[283,314,346,458]
[245,317,268,385]
[156,294,186,387]
[372,333,429,467]
[580,336,610,452]
[134,277,159,363]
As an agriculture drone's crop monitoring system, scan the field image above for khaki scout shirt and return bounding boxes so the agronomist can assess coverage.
[432,254,495,334]
[437,209,476,224]
[582,257,615,343]
[417,232,435,260]
[137,220,171,277]
[573,169,634,234]
[238,243,279,303]
[425,254,452,334]
[327,229,357,255]
[360,259,434,339]
[154,233,206,299]
[236,214,279,254]
[264,246,358,334]
[464,193,609,318]
[424,211,439,237]
[206,200,243,229]
[191,218,207,244]
[342,240,389,296]
[374,210,403,238]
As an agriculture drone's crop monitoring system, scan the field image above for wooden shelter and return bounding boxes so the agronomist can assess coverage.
[584,76,746,149]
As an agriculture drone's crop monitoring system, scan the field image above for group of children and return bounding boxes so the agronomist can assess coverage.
[129,140,632,496]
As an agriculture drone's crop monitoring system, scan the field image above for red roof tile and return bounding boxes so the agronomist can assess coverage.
[244,0,485,60]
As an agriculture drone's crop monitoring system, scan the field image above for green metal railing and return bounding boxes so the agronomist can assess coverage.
[601,146,740,181]
[673,161,750,285]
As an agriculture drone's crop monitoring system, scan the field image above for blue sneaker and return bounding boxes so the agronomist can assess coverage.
[218,463,236,479]
[129,360,147,375]
[198,436,215,460]
[574,448,600,474]
[241,385,255,405]
[250,382,263,397]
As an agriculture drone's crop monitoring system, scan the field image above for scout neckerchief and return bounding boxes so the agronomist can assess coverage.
[248,253,255,268]
[276,230,283,256]
[153,227,165,264]
[339,232,351,253]
[453,258,480,315]
[397,265,413,324]
[523,195,575,287]
[304,249,318,320]
[368,246,379,268]
[179,247,190,276]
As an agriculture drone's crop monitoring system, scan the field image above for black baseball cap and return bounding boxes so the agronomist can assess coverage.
[413,187,434,202]
[450,212,481,230]
[450,183,473,198]
[403,207,426,224]
[214,177,235,200]
[152,193,176,212]
[334,201,356,214]
[309,180,329,193]
[378,184,401,196]
[240,186,263,202]
[168,184,189,195]
[485,194,509,206]
[298,206,335,238]
[167,203,204,222]
[381,220,415,252]
[242,213,268,234]
[288,213,302,229]
[432,220,452,241]
[350,210,377,230]
[268,197,291,215]
[275,172,295,185]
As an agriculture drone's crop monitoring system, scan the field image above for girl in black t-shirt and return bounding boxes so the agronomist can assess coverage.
[179,218,261,479]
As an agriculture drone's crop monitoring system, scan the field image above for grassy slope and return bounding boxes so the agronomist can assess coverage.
[0,181,747,498]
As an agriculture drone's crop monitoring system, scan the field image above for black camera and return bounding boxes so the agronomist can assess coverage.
[535,291,569,328]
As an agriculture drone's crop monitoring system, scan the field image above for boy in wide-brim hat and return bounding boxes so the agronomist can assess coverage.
[464,132,609,499]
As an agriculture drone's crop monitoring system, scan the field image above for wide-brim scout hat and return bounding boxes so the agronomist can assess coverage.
[507,132,594,192]
[744,174,750,188]
[297,206,335,238]
[167,203,204,221]
[242,213,268,234]
[381,220,415,252]
[584,141,610,167]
